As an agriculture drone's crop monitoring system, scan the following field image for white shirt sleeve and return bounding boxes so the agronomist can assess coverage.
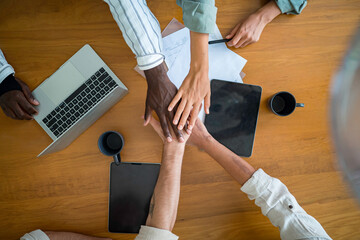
[20,230,50,240]
[0,49,15,84]
[104,0,164,70]
[134,225,179,240]
[241,169,332,240]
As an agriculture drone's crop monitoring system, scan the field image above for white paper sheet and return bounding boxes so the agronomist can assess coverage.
[162,25,247,120]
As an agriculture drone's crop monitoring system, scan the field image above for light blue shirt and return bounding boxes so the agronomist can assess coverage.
[275,0,307,15]
[0,49,15,84]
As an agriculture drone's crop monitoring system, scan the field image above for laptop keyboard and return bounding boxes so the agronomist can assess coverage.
[42,67,117,138]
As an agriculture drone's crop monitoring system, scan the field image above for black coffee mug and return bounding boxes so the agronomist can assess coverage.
[269,92,304,116]
[98,131,124,165]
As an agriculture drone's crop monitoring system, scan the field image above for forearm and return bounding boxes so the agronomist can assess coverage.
[190,31,209,72]
[145,144,185,231]
[200,136,255,185]
[255,1,282,25]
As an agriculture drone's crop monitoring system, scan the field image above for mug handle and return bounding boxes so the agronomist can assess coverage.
[114,153,121,166]
[296,103,305,107]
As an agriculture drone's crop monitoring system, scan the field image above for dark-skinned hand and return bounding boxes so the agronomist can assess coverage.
[143,62,184,143]
[0,77,39,120]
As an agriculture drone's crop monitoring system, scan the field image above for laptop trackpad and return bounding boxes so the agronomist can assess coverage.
[40,62,85,106]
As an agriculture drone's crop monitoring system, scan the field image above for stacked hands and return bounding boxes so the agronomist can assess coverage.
[143,31,210,143]
[140,2,282,141]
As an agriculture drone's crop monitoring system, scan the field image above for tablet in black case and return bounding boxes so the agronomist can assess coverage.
[108,162,160,233]
[205,80,262,157]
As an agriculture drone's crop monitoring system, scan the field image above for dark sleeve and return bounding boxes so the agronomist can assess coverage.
[0,74,21,97]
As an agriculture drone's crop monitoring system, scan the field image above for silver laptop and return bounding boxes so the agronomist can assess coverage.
[32,44,128,157]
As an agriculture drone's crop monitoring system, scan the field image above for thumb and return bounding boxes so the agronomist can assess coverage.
[16,78,39,105]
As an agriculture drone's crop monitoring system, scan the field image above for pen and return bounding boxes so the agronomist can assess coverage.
[208,39,231,45]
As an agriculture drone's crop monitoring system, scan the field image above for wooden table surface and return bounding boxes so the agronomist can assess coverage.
[1,0,360,239]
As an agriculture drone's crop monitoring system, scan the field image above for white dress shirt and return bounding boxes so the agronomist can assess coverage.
[20,229,50,240]
[241,169,331,240]
[0,49,15,83]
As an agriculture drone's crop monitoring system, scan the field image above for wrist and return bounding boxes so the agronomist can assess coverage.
[197,133,214,151]
[256,1,281,25]
[164,142,185,153]
[0,74,22,97]
[144,62,167,84]
[190,60,208,73]
[190,31,209,72]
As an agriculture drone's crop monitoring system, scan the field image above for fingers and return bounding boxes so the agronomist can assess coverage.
[1,105,16,119]
[240,40,252,48]
[167,111,184,142]
[16,78,39,106]
[178,103,192,130]
[226,23,240,41]
[227,28,243,47]
[173,98,186,125]
[188,103,201,131]
[159,115,172,142]
[144,103,152,126]
[168,91,182,112]
[12,103,33,120]
[7,108,17,119]
[235,35,248,48]
[204,92,211,114]
[18,96,38,116]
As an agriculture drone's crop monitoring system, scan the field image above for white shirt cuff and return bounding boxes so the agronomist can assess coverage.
[20,230,50,240]
[240,168,272,199]
[137,54,164,71]
[135,225,179,240]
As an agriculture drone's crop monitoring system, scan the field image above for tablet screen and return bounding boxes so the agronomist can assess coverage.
[205,80,262,157]
[109,162,160,233]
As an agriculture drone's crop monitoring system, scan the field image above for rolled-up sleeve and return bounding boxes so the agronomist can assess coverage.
[20,229,50,240]
[241,169,332,240]
[104,0,164,70]
[177,0,217,34]
[134,225,179,240]
[274,0,307,15]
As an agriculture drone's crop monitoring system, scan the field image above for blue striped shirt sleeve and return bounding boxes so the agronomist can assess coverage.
[104,0,164,70]
[0,49,15,84]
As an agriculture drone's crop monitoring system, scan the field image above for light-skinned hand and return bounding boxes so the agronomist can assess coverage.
[168,31,210,132]
[226,13,266,48]
[226,1,281,48]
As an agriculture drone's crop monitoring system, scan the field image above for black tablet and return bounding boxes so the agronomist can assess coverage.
[108,162,160,233]
[204,80,262,157]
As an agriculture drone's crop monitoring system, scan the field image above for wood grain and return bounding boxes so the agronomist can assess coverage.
[1,0,360,239]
